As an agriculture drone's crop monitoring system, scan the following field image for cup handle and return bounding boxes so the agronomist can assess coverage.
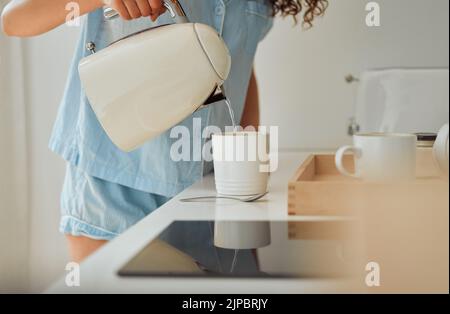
[335,146,361,178]
[433,124,449,176]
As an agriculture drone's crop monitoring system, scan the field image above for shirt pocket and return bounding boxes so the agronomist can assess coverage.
[245,0,274,55]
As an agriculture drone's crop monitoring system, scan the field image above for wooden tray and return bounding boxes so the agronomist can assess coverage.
[288,153,448,216]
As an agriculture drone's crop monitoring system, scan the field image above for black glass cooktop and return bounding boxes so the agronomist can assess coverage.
[118,220,357,279]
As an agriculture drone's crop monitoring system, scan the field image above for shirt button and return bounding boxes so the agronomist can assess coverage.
[215,6,225,16]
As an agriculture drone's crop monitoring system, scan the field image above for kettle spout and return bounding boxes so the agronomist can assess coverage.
[195,86,227,112]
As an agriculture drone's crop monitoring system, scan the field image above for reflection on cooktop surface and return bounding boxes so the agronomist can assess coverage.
[118,221,358,279]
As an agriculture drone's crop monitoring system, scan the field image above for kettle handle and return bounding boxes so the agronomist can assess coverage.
[104,0,188,23]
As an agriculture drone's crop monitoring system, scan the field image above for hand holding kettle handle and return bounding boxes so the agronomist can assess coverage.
[104,0,188,23]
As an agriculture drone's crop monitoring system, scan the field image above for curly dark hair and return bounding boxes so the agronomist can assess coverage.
[270,0,329,28]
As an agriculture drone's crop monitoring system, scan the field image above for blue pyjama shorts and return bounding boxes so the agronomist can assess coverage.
[59,163,171,241]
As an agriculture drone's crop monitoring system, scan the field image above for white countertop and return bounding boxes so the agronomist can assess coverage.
[46,152,354,294]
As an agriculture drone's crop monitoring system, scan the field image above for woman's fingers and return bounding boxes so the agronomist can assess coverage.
[112,0,132,20]
[112,0,166,21]
[136,0,152,17]
[148,0,165,21]
[149,0,164,13]
[123,0,142,19]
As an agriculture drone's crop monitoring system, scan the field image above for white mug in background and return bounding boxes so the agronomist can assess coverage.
[335,133,417,181]
[212,132,269,196]
[433,123,449,177]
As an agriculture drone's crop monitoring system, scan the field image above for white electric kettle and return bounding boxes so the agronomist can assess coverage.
[78,0,231,152]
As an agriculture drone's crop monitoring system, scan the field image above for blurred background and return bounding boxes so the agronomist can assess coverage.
[0,0,449,292]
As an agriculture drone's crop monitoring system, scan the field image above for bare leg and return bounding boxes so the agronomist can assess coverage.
[66,235,108,263]
[240,68,260,129]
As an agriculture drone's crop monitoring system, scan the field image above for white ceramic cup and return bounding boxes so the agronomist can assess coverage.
[335,133,417,181]
[212,132,269,196]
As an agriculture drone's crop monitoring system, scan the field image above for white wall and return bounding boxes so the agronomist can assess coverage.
[0,34,29,293]
[255,0,450,150]
[0,32,15,292]
[1,23,74,292]
[0,0,448,292]
[23,25,80,292]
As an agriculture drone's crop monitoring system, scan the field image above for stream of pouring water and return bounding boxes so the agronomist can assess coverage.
[230,249,239,273]
[224,98,240,273]
[224,98,238,132]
